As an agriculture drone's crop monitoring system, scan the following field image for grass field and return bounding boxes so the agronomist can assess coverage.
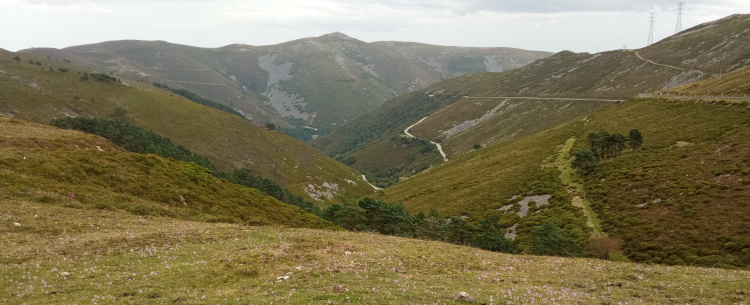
[2,200,748,304]
[385,97,750,267]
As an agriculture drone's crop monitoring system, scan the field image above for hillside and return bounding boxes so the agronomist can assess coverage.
[384,97,750,268]
[2,199,749,304]
[316,14,750,183]
[21,34,551,134]
[661,65,750,96]
[0,117,333,228]
[0,50,374,202]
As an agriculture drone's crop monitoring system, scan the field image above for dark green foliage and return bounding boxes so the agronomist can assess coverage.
[572,149,600,175]
[529,222,583,257]
[473,144,481,150]
[474,226,514,253]
[588,130,628,159]
[153,83,245,120]
[12,56,20,62]
[50,117,319,215]
[474,215,515,253]
[324,201,368,231]
[340,156,357,166]
[629,129,643,151]
[229,169,320,215]
[51,117,214,169]
[358,198,416,236]
[85,72,119,83]
[445,216,477,245]
[58,68,68,72]
[264,123,276,131]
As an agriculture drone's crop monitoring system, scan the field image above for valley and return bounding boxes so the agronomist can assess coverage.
[1,11,750,305]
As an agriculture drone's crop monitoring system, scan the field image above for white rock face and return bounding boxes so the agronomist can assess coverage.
[304,182,340,201]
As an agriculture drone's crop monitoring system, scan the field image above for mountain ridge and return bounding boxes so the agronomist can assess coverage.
[21,34,552,134]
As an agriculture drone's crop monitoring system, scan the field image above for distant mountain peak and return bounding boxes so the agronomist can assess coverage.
[319,32,354,40]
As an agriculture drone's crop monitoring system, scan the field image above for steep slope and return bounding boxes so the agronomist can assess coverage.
[22,34,551,133]
[317,14,750,183]
[0,50,374,202]
[384,97,750,268]
[0,117,333,228]
[661,65,750,96]
[3,200,748,304]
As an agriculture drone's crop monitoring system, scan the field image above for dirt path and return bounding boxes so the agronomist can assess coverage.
[463,96,624,102]
[361,174,383,191]
[404,117,449,162]
[634,50,706,75]
[553,137,606,237]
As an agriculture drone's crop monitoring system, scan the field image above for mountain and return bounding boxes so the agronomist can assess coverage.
[21,34,551,134]
[0,117,333,228]
[0,49,374,202]
[315,14,750,185]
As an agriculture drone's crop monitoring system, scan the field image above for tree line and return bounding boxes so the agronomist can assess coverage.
[573,129,643,175]
[152,83,246,120]
[321,197,594,257]
[51,117,319,214]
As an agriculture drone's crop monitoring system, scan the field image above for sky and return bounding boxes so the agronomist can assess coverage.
[1,0,748,53]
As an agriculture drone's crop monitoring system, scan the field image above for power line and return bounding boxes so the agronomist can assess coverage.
[648,13,655,46]
[675,2,684,33]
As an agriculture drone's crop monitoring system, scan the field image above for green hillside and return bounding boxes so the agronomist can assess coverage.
[0,117,332,228]
[22,34,551,133]
[384,97,750,268]
[662,65,750,96]
[0,50,374,202]
[2,199,748,304]
[316,14,750,185]
[410,97,615,157]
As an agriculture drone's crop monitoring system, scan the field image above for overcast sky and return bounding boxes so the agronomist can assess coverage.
[1,0,748,53]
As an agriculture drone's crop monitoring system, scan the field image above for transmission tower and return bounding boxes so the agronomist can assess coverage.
[648,13,655,46]
[675,2,684,33]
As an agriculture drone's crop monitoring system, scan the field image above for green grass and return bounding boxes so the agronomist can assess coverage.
[550,137,606,238]
[410,98,614,157]
[0,117,333,229]
[386,97,750,268]
[0,50,374,203]
[2,199,748,304]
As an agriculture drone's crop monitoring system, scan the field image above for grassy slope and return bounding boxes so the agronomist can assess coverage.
[410,98,615,157]
[0,117,332,228]
[2,200,748,304]
[0,51,374,202]
[387,98,750,267]
[24,35,551,132]
[318,14,750,168]
[662,66,750,96]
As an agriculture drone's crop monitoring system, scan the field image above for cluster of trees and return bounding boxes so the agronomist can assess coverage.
[81,72,120,83]
[572,129,643,175]
[152,83,246,120]
[51,117,319,214]
[52,117,214,169]
[322,198,515,253]
[323,197,628,260]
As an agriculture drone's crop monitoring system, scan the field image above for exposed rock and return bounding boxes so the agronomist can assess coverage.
[453,291,475,302]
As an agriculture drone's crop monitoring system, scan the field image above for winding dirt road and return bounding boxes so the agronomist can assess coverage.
[404,117,449,162]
